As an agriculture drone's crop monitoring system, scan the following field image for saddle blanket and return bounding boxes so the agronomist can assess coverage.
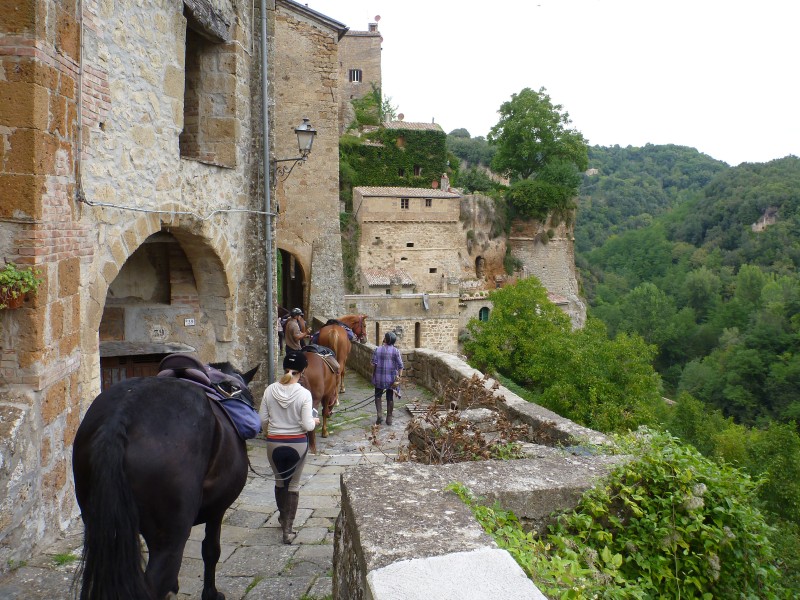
[157,353,261,440]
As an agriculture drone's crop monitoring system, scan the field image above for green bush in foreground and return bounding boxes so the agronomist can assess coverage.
[450,430,785,599]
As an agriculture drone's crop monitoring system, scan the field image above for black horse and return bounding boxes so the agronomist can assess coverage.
[72,361,258,600]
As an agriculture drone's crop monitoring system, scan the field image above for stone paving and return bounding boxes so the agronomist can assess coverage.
[0,371,432,600]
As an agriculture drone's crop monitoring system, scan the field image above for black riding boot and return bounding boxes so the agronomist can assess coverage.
[375,396,383,425]
[283,491,300,544]
[386,399,394,425]
[274,486,287,526]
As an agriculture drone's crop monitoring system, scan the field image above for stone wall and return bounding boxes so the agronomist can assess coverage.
[354,187,462,293]
[274,0,345,322]
[509,218,586,327]
[336,345,619,599]
[0,0,269,569]
[336,23,382,132]
[344,293,460,353]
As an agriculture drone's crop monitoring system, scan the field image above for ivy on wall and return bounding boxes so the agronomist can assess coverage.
[339,127,449,211]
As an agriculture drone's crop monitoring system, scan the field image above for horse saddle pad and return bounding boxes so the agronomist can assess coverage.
[156,353,261,440]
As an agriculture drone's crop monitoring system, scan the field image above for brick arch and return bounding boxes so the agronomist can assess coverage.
[84,213,236,342]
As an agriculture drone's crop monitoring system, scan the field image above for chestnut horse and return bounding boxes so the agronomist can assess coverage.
[335,314,368,343]
[300,351,339,452]
[317,323,351,394]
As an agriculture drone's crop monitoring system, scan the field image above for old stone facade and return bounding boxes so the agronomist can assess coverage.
[508,218,586,327]
[354,184,462,293]
[344,289,460,354]
[337,20,382,132]
[273,0,345,321]
[0,0,316,569]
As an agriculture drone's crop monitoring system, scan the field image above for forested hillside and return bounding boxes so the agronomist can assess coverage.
[577,144,729,251]
[447,113,800,590]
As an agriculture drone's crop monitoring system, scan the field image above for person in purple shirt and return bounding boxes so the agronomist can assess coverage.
[371,331,404,425]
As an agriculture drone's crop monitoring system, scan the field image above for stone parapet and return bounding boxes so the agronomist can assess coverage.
[335,344,621,597]
[334,455,624,598]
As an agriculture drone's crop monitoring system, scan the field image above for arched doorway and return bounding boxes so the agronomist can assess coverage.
[98,231,222,389]
[278,249,307,313]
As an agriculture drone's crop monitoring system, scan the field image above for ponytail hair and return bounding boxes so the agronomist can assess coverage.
[279,370,296,385]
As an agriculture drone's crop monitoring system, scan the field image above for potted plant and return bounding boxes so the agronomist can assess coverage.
[0,262,43,309]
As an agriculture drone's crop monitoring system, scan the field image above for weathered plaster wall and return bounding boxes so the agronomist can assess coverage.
[355,188,462,293]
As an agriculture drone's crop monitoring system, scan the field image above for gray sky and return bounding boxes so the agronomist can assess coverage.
[305,0,800,166]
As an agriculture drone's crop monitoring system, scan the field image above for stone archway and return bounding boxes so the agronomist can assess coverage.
[84,215,237,398]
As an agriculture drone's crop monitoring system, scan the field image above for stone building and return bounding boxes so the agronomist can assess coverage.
[337,19,382,132]
[353,183,462,293]
[273,0,346,319]
[0,0,352,570]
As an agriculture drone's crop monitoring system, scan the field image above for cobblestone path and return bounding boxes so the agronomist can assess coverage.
[0,371,431,600]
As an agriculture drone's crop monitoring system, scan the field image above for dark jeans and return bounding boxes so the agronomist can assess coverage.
[374,387,395,402]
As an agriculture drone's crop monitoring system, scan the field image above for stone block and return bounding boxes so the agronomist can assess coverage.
[57,257,80,298]
[163,64,184,99]
[0,173,44,219]
[41,378,67,425]
[0,0,37,33]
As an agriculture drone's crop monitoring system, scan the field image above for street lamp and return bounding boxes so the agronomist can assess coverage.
[272,118,317,180]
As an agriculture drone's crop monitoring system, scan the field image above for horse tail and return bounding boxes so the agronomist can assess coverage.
[78,413,152,599]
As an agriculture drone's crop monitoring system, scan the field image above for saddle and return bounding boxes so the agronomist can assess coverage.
[302,345,340,373]
[156,353,261,439]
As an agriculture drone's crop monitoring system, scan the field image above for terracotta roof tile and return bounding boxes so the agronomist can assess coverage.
[354,186,460,198]
[362,268,415,287]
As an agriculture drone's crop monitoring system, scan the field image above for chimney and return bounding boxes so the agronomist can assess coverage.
[440,172,450,192]
[389,274,402,295]
[369,22,378,32]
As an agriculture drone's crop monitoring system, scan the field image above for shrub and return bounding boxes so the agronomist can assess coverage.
[452,429,785,599]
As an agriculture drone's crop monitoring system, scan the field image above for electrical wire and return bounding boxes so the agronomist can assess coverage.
[76,195,277,220]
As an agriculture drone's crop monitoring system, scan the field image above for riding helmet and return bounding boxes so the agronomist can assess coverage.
[290,307,303,317]
[283,351,308,372]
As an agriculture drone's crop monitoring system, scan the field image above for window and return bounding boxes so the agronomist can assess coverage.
[398,167,405,177]
[406,242,414,247]
[414,165,422,176]
[424,198,432,207]
[429,268,437,274]
[479,307,490,322]
[400,198,409,210]
[349,69,362,83]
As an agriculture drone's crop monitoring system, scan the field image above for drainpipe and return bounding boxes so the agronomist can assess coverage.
[260,0,275,383]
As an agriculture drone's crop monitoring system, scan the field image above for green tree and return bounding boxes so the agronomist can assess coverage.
[464,277,662,433]
[488,87,588,181]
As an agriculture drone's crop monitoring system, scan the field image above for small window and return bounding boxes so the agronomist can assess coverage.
[429,268,437,274]
[398,167,405,177]
[349,69,362,83]
[479,307,490,322]
[400,198,409,210]
[406,242,414,248]
[386,289,391,294]
[400,257,407,261]
[414,165,422,176]
[424,198,432,207]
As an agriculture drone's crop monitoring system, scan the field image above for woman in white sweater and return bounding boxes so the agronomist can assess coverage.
[259,352,319,544]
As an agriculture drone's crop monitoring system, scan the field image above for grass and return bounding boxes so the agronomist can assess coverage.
[51,552,79,566]
[244,575,263,594]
